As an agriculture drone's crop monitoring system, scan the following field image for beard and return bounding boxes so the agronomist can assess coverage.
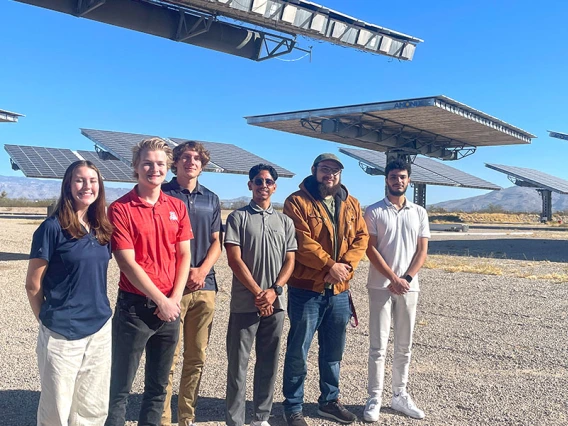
[387,185,407,197]
[318,181,341,198]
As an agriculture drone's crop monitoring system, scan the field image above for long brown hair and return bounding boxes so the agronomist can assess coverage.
[52,161,113,245]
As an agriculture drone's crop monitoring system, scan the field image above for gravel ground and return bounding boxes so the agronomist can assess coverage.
[1,218,568,425]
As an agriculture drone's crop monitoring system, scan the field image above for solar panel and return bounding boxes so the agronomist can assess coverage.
[415,157,501,190]
[486,164,568,194]
[170,138,294,177]
[548,130,568,141]
[81,128,294,178]
[340,148,454,186]
[5,145,80,178]
[339,148,500,191]
[15,0,422,61]
[0,109,23,123]
[77,151,136,183]
[4,145,137,182]
[81,129,155,167]
[246,96,536,161]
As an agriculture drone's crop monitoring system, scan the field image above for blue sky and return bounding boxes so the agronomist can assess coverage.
[1,0,567,205]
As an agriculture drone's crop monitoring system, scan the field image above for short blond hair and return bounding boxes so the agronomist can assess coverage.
[132,137,173,179]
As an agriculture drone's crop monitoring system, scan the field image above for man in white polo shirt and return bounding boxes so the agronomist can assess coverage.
[362,159,430,422]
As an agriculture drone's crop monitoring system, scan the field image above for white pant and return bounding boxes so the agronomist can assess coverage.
[36,319,111,426]
[367,289,418,398]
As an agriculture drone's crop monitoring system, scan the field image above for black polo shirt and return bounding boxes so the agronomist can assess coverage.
[162,178,222,291]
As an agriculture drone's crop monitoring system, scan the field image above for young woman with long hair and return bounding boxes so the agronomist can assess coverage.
[25,160,114,426]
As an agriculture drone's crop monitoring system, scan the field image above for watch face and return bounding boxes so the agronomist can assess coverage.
[274,285,283,295]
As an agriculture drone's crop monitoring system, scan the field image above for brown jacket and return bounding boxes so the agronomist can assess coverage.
[283,175,369,294]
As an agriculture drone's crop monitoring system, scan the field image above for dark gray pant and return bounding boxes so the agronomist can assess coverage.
[225,310,285,426]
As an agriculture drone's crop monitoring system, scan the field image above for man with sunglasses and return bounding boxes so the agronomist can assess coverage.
[224,164,297,426]
[282,154,369,426]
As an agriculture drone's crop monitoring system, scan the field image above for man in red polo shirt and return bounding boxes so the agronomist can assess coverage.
[105,137,193,426]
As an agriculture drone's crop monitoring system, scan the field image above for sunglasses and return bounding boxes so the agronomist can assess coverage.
[318,165,342,176]
[252,178,275,187]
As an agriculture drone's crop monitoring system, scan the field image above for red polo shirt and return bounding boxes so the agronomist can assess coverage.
[108,187,193,296]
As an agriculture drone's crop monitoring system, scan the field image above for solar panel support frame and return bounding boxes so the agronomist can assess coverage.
[485,163,568,222]
[303,116,478,161]
[16,0,312,61]
[77,0,105,17]
[538,189,552,222]
[10,159,21,171]
[413,183,426,207]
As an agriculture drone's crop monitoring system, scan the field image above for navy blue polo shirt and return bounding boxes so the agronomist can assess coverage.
[162,178,222,291]
[30,216,112,340]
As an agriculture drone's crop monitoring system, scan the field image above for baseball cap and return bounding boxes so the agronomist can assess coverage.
[312,153,344,169]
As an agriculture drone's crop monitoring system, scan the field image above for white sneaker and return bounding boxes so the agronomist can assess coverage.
[391,392,425,419]
[250,421,271,426]
[363,397,382,422]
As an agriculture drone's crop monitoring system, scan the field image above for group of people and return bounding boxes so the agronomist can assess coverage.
[25,138,430,426]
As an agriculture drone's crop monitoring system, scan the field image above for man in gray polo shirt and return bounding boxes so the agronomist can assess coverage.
[224,164,297,426]
[363,159,430,422]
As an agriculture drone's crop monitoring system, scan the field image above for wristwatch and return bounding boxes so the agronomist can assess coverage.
[404,274,413,283]
[271,284,283,296]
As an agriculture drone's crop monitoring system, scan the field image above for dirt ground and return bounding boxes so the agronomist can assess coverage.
[1,218,568,425]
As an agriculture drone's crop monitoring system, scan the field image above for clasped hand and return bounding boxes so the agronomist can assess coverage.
[324,262,352,285]
[255,288,277,317]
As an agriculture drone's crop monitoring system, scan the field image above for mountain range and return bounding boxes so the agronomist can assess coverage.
[3,175,567,213]
[0,175,282,208]
[429,185,568,213]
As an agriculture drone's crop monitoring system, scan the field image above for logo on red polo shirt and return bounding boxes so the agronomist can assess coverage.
[169,211,178,221]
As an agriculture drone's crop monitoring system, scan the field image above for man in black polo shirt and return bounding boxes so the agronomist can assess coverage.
[161,141,222,426]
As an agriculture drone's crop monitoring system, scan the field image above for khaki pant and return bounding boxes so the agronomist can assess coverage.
[36,319,111,426]
[162,290,216,426]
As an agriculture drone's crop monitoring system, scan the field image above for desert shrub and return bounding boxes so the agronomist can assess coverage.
[0,198,56,207]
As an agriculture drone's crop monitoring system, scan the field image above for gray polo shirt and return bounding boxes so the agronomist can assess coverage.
[364,197,430,292]
[224,200,297,313]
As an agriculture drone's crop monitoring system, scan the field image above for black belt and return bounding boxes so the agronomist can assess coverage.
[118,289,156,308]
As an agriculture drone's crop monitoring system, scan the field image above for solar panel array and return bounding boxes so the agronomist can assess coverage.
[81,128,294,178]
[5,145,81,178]
[4,144,135,182]
[485,164,568,194]
[416,156,501,190]
[246,96,536,162]
[77,151,136,183]
[340,147,500,190]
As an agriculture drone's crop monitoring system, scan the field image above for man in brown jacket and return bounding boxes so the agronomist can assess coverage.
[282,153,369,426]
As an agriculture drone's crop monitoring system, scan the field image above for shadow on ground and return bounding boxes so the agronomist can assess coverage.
[2,390,40,426]
[0,390,370,426]
[0,252,29,261]
[429,238,568,262]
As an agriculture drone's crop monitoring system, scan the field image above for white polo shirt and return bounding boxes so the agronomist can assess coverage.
[364,197,430,291]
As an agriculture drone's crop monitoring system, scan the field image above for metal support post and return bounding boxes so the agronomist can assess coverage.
[538,189,552,222]
[386,150,412,164]
[413,183,426,207]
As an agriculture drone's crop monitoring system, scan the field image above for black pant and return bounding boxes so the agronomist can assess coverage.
[105,292,180,426]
